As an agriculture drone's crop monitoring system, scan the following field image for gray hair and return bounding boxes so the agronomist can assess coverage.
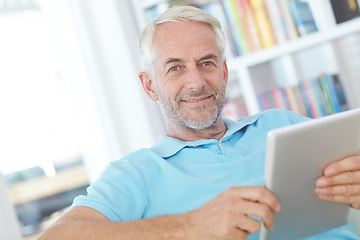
[138,6,226,75]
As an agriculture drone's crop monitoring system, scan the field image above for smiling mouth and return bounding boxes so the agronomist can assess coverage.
[182,95,212,103]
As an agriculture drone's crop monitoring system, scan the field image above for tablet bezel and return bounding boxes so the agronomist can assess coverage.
[260,108,360,240]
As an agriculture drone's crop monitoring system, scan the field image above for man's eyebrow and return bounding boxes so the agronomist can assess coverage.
[199,54,218,62]
[164,54,218,65]
[165,58,183,65]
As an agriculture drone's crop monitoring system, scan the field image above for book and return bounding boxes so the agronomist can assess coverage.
[201,2,237,58]
[258,92,270,110]
[330,0,360,24]
[314,76,332,116]
[309,78,326,117]
[257,74,349,117]
[299,81,317,118]
[324,74,341,113]
[288,1,318,36]
[222,97,249,120]
[222,0,245,55]
[276,0,299,40]
[271,88,287,109]
[243,0,262,51]
[291,85,308,117]
[249,0,276,48]
[283,86,299,113]
[229,0,251,53]
[327,74,349,112]
[319,75,336,114]
[279,87,290,110]
[235,0,262,52]
[266,91,276,108]
[265,0,287,44]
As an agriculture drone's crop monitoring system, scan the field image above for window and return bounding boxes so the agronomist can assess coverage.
[0,2,88,238]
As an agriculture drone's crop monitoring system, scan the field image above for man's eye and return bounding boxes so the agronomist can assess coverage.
[203,61,214,66]
[169,66,180,72]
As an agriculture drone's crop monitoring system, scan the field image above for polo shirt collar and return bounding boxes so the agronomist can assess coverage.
[150,114,260,158]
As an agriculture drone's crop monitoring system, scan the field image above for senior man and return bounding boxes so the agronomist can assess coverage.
[38,6,360,240]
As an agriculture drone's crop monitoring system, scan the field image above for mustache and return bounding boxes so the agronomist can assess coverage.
[176,89,218,101]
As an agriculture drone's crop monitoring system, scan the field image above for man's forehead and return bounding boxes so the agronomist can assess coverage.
[153,22,219,64]
[153,21,215,45]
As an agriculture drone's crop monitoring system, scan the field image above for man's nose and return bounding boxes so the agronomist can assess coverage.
[185,66,206,90]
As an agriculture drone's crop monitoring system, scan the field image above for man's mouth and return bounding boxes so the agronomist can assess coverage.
[182,95,212,103]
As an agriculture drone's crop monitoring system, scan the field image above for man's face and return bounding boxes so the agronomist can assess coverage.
[151,21,228,130]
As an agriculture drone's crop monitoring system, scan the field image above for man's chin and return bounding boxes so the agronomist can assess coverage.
[179,115,220,130]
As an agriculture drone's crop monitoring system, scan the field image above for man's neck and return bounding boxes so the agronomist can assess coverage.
[166,119,227,142]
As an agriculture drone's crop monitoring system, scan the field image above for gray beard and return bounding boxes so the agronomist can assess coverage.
[157,89,225,131]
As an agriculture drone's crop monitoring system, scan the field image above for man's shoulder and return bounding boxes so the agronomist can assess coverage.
[255,109,309,124]
[232,109,310,133]
[112,148,160,165]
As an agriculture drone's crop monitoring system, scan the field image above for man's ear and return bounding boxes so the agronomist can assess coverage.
[139,72,158,101]
[223,59,229,87]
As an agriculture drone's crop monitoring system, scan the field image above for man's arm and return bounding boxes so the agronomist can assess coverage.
[38,186,281,240]
[316,154,360,208]
[37,206,191,240]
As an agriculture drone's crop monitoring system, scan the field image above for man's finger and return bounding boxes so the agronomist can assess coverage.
[233,199,274,231]
[316,184,360,196]
[316,170,360,187]
[234,214,261,234]
[230,186,281,213]
[317,193,360,204]
[323,155,360,177]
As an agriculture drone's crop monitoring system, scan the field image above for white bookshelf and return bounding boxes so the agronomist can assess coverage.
[131,0,360,117]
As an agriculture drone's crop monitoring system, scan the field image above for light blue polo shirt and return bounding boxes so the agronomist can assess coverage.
[72,109,359,239]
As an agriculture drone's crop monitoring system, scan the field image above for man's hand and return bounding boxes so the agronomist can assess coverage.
[315,154,360,209]
[186,186,281,240]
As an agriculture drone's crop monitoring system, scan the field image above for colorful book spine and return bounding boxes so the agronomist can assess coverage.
[298,81,316,118]
[200,2,237,58]
[283,86,300,113]
[256,74,348,118]
[241,0,262,51]
[309,78,326,117]
[271,88,287,109]
[324,74,341,113]
[249,0,276,48]
[276,0,299,40]
[228,0,251,53]
[257,92,268,110]
[328,74,349,111]
[319,75,336,114]
[314,77,332,116]
[222,0,244,55]
[222,98,249,120]
[235,0,260,52]
[288,1,318,36]
[265,0,287,44]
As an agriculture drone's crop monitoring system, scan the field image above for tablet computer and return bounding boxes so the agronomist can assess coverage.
[260,108,360,240]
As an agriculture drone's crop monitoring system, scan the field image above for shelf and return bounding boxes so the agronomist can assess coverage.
[8,165,89,205]
[228,17,360,71]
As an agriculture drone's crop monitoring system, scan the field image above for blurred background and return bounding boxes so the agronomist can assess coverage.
[0,0,166,239]
[1,0,360,239]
